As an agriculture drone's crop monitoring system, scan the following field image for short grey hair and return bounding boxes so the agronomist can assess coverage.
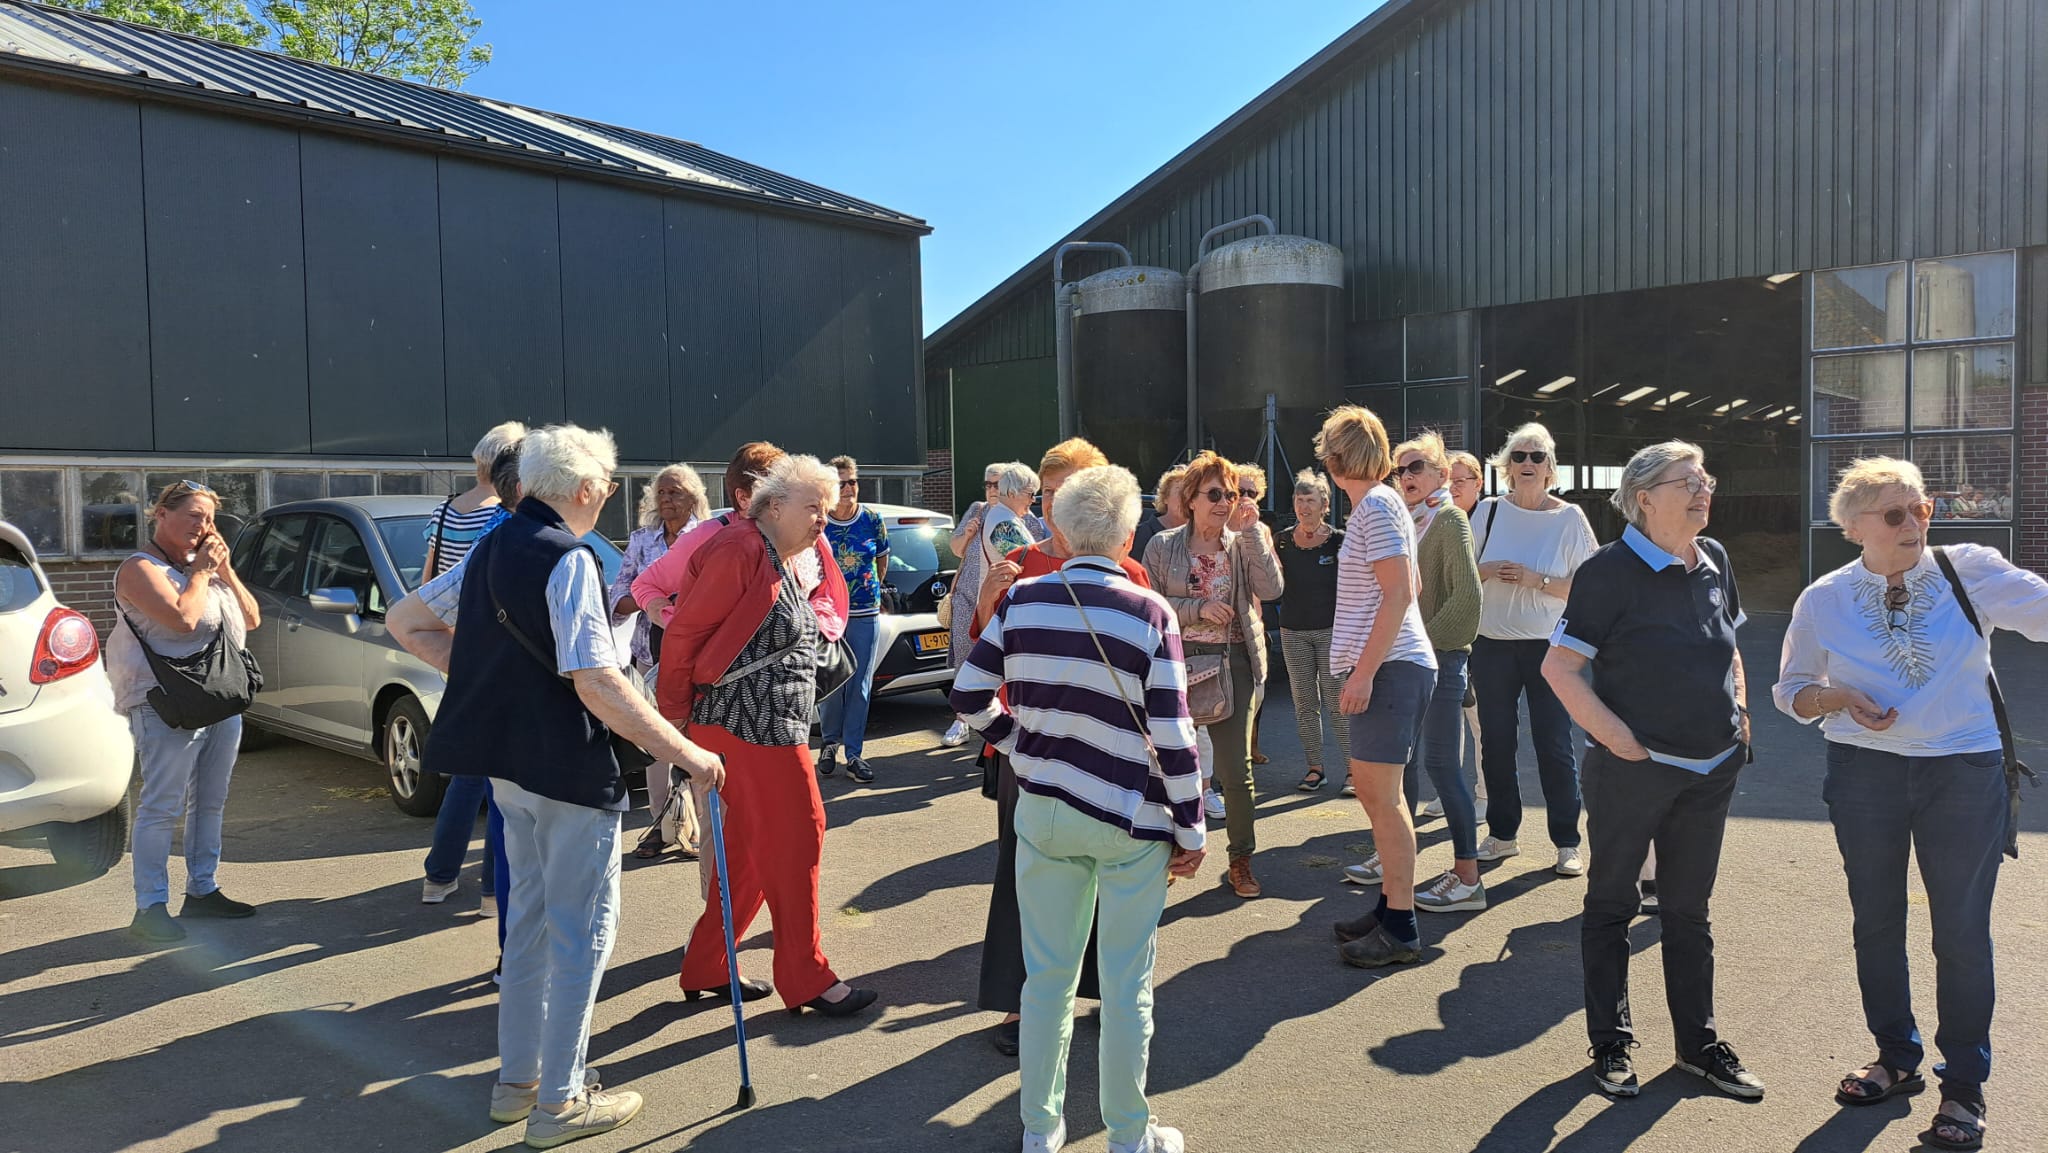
[1292,468,1331,507]
[472,420,528,468]
[746,454,839,518]
[1051,465,1141,557]
[990,461,1039,499]
[1492,422,1559,489]
[518,424,617,503]
[637,463,708,529]
[1611,440,1706,531]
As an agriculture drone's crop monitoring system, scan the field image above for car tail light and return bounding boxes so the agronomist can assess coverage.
[31,607,100,684]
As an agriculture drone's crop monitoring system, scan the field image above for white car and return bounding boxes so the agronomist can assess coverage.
[0,520,138,877]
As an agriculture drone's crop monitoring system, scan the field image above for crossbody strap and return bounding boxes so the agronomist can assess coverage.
[1055,569,1164,777]
[427,497,454,578]
[1474,499,1500,563]
[1930,547,2032,785]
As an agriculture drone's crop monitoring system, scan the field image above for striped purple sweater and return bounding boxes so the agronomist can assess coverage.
[951,557,1205,851]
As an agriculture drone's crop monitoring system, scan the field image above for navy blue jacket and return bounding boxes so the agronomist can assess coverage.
[424,498,627,811]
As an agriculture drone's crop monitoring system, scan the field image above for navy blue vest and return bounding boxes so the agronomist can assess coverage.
[424,498,627,811]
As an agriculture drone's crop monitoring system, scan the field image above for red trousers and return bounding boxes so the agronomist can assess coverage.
[678,725,839,1007]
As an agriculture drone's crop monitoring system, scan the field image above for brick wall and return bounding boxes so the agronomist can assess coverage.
[919,448,955,517]
[2020,388,2048,574]
[43,559,123,640]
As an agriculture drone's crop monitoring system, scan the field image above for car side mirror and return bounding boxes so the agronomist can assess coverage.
[308,588,363,617]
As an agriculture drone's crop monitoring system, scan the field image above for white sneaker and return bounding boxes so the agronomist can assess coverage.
[480,895,499,918]
[1555,847,1586,877]
[1110,1123,1186,1153]
[1340,781,1356,797]
[1474,836,1520,862]
[1203,791,1227,820]
[1419,798,1445,819]
[942,719,971,748]
[523,1088,643,1149]
[491,1069,601,1124]
[422,877,459,904]
[1022,1120,1068,1153]
[1342,853,1383,885]
[1414,870,1487,912]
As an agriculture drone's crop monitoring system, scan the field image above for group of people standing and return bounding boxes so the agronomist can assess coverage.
[98,395,2042,1152]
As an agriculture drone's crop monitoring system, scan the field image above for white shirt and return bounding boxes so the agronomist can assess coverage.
[1772,544,2048,757]
[418,548,620,675]
[1472,496,1599,641]
[1330,485,1436,675]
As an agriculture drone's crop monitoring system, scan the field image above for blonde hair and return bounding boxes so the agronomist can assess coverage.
[1446,451,1483,482]
[1828,456,1929,531]
[1492,422,1560,489]
[150,479,218,516]
[1235,462,1268,500]
[1155,466,1188,515]
[471,420,528,468]
[1392,430,1450,477]
[1313,405,1393,482]
[637,463,708,529]
[1040,437,1109,483]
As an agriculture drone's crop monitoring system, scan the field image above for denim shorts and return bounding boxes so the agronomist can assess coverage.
[1344,659,1437,765]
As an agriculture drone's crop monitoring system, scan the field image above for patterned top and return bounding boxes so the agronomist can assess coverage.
[691,528,819,747]
[1330,485,1437,675]
[1774,543,2048,757]
[981,504,1040,568]
[609,519,698,670]
[424,500,507,580]
[825,506,890,617]
[1180,550,1240,645]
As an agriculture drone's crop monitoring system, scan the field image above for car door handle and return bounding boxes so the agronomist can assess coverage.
[285,613,304,631]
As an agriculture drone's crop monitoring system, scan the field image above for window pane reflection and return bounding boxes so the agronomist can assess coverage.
[1811,353,1907,435]
[271,473,324,504]
[0,471,65,554]
[1911,344,2014,431]
[1912,436,2013,521]
[378,473,427,496]
[1811,439,1906,522]
[1911,253,2016,341]
[80,470,143,553]
[1812,264,1905,349]
[329,473,376,498]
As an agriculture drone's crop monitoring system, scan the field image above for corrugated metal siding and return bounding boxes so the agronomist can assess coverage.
[931,0,2048,369]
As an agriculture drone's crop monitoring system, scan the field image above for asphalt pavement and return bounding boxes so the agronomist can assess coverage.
[2,616,2044,1153]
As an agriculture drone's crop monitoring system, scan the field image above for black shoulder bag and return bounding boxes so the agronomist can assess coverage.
[1931,546,2039,860]
[483,547,657,778]
[118,563,263,730]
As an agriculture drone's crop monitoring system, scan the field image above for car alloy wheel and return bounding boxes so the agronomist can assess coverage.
[383,696,442,817]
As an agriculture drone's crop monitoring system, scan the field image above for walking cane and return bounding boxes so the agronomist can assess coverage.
[706,775,756,1108]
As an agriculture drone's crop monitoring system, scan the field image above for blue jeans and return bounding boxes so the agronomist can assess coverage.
[492,779,621,1105]
[1824,741,2007,1090]
[821,613,881,759]
[424,773,499,897]
[129,706,240,910]
[1405,650,1477,860]
[1471,636,1582,847]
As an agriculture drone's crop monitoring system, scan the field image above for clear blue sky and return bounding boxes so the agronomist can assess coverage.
[475,1,1388,334]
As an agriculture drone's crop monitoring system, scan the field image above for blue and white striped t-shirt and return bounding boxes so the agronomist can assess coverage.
[951,557,1205,851]
[1330,485,1437,675]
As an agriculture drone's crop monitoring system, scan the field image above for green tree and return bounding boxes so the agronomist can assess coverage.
[50,0,492,88]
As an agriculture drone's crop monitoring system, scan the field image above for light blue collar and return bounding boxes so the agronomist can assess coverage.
[1621,524,1716,573]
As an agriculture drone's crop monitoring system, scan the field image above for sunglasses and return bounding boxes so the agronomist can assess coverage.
[1509,450,1548,465]
[163,478,216,499]
[839,480,860,489]
[1864,501,1934,528]
[1395,460,1433,476]
[1884,584,1911,631]
[1198,487,1243,504]
[984,480,1000,489]
[1238,488,1259,499]
[1647,474,1718,497]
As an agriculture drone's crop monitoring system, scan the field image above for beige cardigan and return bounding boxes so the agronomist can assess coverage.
[1143,522,1285,684]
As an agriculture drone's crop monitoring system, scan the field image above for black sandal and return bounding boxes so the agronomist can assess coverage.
[1919,1091,1986,1151]
[1298,769,1326,792]
[1835,1060,1924,1106]
[632,829,666,860]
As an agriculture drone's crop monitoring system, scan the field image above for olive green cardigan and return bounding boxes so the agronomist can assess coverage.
[1417,505,1483,652]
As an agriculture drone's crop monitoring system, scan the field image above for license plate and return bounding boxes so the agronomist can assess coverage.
[913,630,950,655]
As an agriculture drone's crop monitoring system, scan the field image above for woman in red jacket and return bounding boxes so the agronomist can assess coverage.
[656,454,876,1018]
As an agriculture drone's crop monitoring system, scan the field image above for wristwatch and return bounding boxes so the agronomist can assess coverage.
[1539,574,1552,591]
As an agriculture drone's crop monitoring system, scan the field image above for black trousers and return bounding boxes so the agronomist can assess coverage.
[978,755,1099,1013]
[1581,743,1742,1054]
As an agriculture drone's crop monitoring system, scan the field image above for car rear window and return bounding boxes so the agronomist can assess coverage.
[374,516,622,592]
[885,526,956,577]
[0,540,45,613]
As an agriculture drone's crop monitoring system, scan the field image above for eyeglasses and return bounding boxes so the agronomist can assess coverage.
[601,478,621,498]
[1863,501,1934,528]
[984,480,1000,490]
[1509,450,1548,465]
[1647,473,1719,497]
[1884,584,1911,631]
[1198,487,1242,504]
[1395,460,1432,476]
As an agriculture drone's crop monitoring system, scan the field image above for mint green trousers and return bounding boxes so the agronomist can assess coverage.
[1014,791,1172,1145]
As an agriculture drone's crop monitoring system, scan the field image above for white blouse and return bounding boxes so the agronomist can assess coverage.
[1471,496,1599,641]
[1773,544,2048,756]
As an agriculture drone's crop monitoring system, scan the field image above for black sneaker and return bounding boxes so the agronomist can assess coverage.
[1678,1040,1765,1100]
[181,889,257,919]
[129,903,187,942]
[1333,912,1380,944]
[844,755,875,784]
[1337,923,1422,968]
[990,1018,1020,1057]
[1591,1040,1640,1097]
[817,743,839,777]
